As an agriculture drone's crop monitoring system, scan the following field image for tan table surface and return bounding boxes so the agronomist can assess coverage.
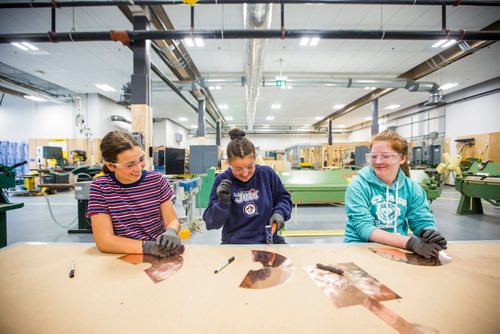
[0,242,499,334]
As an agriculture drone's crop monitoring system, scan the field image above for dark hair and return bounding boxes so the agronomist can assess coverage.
[370,130,411,177]
[100,131,140,174]
[226,128,255,162]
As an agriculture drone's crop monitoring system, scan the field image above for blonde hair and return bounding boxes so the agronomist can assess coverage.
[370,130,410,177]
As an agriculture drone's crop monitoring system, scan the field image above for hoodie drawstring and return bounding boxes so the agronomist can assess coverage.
[386,182,400,234]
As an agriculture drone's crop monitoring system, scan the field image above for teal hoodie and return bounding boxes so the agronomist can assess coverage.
[344,166,435,243]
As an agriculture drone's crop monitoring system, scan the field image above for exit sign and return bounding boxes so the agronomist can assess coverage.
[275,76,288,87]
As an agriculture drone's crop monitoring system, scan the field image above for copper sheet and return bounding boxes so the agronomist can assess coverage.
[119,245,185,284]
[369,247,452,266]
[305,262,424,334]
[239,250,295,289]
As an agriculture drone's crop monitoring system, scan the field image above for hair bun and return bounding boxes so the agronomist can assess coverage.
[228,128,246,140]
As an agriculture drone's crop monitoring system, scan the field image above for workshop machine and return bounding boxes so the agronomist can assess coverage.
[178,177,203,232]
[0,161,27,247]
[72,180,93,233]
[277,169,359,205]
[409,170,442,204]
[454,161,500,215]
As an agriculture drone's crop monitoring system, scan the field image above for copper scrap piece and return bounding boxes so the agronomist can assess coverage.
[369,247,452,266]
[305,262,423,334]
[119,245,185,283]
[239,250,295,289]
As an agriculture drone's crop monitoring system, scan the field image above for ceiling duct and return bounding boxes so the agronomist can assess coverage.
[244,3,273,131]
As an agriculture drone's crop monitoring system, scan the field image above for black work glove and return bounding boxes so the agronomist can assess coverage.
[142,240,169,258]
[420,228,448,249]
[406,236,443,259]
[269,213,285,231]
[156,228,181,254]
[216,179,232,205]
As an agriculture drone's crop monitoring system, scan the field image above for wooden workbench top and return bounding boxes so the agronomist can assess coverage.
[0,242,499,334]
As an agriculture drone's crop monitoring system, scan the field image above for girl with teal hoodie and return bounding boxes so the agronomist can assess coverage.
[344,131,447,259]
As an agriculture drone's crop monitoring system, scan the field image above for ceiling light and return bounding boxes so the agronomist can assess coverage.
[178,117,188,122]
[441,39,456,48]
[364,117,373,121]
[96,84,116,92]
[194,38,204,47]
[11,42,29,51]
[440,83,458,90]
[337,124,346,128]
[310,37,320,46]
[332,104,345,110]
[271,104,281,109]
[184,38,194,47]
[190,125,198,128]
[314,116,323,121]
[385,104,400,110]
[24,95,46,102]
[287,86,293,89]
[432,40,447,48]
[364,86,376,90]
[218,104,229,109]
[21,42,38,50]
[300,38,310,46]
[263,124,269,128]
[266,116,274,121]
[209,86,221,90]
[226,116,233,121]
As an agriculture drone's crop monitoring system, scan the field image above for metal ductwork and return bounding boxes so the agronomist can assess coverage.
[117,82,131,106]
[244,3,273,131]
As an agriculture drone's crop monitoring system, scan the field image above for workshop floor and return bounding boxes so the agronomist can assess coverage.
[5,185,500,246]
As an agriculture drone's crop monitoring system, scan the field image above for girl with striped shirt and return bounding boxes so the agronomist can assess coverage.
[86,131,181,257]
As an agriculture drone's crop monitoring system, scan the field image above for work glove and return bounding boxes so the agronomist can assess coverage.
[142,240,169,258]
[269,213,285,232]
[406,236,443,259]
[156,228,181,254]
[217,179,232,205]
[420,228,448,249]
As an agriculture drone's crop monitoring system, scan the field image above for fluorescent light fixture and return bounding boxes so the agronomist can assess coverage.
[385,104,400,110]
[441,39,456,48]
[225,116,233,121]
[24,95,46,102]
[303,124,310,127]
[300,37,310,46]
[364,86,376,90]
[190,125,198,128]
[432,39,447,48]
[209,86,221,90]
[184,38,194,47]
[178,117,188,122]
[21,42,38,50]
[440,83,458,90]
[287,86,293,89]
[11,42,29,51]
[332,104,345,110]
[271,104,281,109]
[218,104,229,109]
[310,37,320,46]
[337,124,346,128]
[315,116,323,121]
[194,38,204,47]
[266,116,275,121]
[364,116,373,121]
[263,124,270,128]
[96,84,116,92]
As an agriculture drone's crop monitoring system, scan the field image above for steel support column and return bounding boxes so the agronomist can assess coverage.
[371,99,379,135]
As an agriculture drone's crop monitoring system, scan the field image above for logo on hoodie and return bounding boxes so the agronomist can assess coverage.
[234,189,259,203]
[371,194,406,229]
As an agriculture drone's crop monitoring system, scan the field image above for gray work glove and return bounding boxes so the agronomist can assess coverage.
[156,228,181,254]
[420,228,448,249]
[269,213,285,231]
[406,236,443,259]
[142,240,169,258]
[217,179,232,205]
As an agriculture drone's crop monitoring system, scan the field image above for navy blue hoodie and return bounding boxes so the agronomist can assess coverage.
[203,164,292,244]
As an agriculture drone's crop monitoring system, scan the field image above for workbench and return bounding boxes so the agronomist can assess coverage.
[0,242,499,333]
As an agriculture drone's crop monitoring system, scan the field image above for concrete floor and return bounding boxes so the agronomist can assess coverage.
[4,185,500,246]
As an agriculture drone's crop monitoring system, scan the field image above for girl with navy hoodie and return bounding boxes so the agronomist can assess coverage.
[344,130,447,258]
[203,128,292,244]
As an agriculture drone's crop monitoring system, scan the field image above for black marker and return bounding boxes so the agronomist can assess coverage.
[69,261,75,278]
[316,263,344,275]
[214,256,235,274]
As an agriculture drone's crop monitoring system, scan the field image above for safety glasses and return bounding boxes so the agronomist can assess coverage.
[365,152,401,164]
[108,153,146,169]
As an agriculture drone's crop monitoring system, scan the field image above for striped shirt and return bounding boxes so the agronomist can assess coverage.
[85,170,174,241]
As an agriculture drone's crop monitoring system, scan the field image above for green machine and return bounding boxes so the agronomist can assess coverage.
[277,169,359,204]
[196,167,216,208]
[0,161,26,247]
[410,170,442,204]
[455,161,500,215]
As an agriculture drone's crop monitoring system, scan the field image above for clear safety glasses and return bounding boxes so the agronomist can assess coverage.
[109,154,146,169]
[365,152,401,164]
